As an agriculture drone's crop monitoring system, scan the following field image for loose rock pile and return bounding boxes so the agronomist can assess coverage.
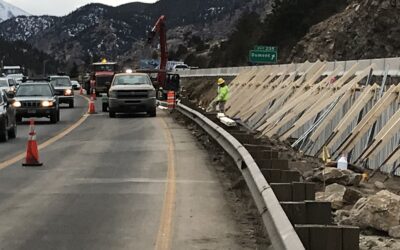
[339,190,400,238]
[317,183,363,209]
[309,167,363,186]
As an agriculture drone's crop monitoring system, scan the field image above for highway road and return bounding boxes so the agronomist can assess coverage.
[0,94,88,162]
[0,96,254,249]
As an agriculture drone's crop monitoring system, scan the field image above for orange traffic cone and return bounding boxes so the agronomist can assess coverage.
[23,119,43,167]
[92,88,97,100]
[88,95,96,114]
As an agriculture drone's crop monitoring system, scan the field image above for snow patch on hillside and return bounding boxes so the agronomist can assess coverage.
[0,0,30,22]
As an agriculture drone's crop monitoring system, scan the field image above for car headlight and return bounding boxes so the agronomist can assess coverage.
[12,101,21,108]
[42,100,54,107]
[109,90,117,98]
[148,90,156,98]
[64,89,72,96]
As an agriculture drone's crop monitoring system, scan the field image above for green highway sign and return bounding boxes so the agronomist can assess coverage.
[254,46,277,52]
[249,50,277,63]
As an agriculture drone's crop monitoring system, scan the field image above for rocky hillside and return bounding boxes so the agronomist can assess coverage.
[205,0,400,66]
[0,0,270,67]
[0,16,58,41]
[289,0,400,62]
[206,0,349,67]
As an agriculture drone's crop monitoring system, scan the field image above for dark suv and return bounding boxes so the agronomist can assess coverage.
[13,81,60,123]
[49,76,74,108]
[0,90,17,142]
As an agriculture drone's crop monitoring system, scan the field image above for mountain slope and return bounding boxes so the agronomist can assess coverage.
[206,0,347,67]
[0,0,269,65]
[0,16,58,41]
[289,0,400,62]
[0,0,30,22]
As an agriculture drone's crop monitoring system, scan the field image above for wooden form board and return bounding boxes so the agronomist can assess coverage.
[238,69,287,119]
[379,145,400,168]
[226,62,314,118]
[314,84,378,155]
[356,104,400,162]
[333,85,400,156]
[258,64,332,127]
[227,67,275,116]
[239,61,322,126]
[226,66,295,117]
[256,63,358,135]
[241,71,293,125]
[268,65,373,139]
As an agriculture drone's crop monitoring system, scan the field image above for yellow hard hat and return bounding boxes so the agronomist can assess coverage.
[217,78,225,85]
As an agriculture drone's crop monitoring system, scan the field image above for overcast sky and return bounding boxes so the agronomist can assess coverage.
[7,0,158,16]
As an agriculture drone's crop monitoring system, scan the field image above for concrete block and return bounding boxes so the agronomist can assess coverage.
[280,201,332,225]
[280,170,301,182]
[281,202,307,225]
[309,225,342,250]
[270,159,290,169]
[271,182,315,202]
[292,182,315,201]
[295,225,360,250]
[250,150,272,160]
[342,227,359,250]
[271,183,292,201]
[261,169,300,183]
[295,225,310,249]
[306,201,332,225]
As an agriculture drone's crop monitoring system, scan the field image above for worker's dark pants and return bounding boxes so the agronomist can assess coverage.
[218,101,226,113]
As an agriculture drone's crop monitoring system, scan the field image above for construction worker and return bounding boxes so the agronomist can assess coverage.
[216,78,229,113]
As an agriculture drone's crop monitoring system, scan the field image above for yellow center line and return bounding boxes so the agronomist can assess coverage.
[0,95,91,170]
[155,117,176,250]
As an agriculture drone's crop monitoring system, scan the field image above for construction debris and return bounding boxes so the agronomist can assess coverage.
[316,183,363,210]
[309,167,363,186]
[340,190,400,236]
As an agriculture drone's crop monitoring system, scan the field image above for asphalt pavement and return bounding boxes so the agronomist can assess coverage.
[0,94,88,162]
[0,100,251,250]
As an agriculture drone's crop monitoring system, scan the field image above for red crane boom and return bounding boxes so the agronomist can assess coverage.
[147,15,167,88]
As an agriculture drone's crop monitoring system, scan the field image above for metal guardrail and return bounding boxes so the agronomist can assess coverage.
[179,57,400,77]
[176,102,304,250]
